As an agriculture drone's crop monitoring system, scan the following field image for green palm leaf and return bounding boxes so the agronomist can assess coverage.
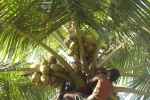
[0,0,150,99]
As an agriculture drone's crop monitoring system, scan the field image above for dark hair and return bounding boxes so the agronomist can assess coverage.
[107,69,120,82]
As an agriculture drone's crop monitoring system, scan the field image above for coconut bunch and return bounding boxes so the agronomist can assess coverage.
[29,56,66,90]
[64,28,96,57]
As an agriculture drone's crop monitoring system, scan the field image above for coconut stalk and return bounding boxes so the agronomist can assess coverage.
[18,80,31,86]
[120,63,150,74]
[65,0,87,89]
[50,72,73,82]
[12,25,86,90]
[0,67,38,72]
[115,87,150,97]
[89,36,102,77]
[51,31,66,48]
[96,43,124,68]
[73,18,86,69]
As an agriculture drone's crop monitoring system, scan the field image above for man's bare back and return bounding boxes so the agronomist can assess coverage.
[87,73,114,100]
[62,68,120,100]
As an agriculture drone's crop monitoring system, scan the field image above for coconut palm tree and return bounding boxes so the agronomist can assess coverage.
[0,0,150,100]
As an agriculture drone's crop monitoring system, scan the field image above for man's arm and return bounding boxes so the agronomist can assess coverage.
[87,76,98,84]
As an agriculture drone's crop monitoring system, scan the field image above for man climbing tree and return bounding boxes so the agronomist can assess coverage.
[62,68,120,100]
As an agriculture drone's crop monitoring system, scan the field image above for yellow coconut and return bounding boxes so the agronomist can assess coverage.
[41,59,48,65]
[40,65,50,74]
[50,64,57,72]
[31,72,41,84]
[67,49,78,56]
[51,78,64,90]
[21,64,40,76]
[51,78,62,88]
[84,35,96,44]
[40,74,50,85]
[69,33,78,42]
[30,64,40,72]
[50,64,65,72]
[69,29,85,41]
[69,42,78,51]
[56,80,64,90]
[85,45,94,53]
[49,75,56,83]
[56,64,66,72]
[68,28,75,34]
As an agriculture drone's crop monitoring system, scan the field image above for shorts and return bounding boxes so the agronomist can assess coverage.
[72,94,87,100]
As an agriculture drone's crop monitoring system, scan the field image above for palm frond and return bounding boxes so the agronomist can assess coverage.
[0,0,150,99]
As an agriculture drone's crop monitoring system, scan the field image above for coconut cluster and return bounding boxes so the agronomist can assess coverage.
[30,56,65,90]
[64,28,96,57]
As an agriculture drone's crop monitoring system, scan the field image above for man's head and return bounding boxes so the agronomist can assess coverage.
[107,68,120,83]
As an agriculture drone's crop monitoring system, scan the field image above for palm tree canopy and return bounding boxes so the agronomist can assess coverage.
[0,0,150,99]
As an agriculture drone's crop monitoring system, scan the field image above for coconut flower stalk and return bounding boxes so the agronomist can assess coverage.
[73,18,86,69]
[89,36,102,78]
